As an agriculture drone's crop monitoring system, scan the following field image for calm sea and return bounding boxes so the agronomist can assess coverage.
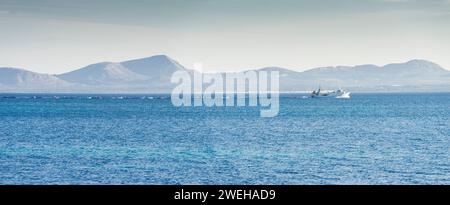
[0,93,449,184]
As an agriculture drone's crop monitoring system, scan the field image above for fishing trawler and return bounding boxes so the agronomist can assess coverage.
[310,87,351,98]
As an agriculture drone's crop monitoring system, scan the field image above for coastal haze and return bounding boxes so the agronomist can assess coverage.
[1,55,449,92]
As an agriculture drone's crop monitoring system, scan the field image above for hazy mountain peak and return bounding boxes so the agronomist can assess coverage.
[405,59,436,65]
[148,54,171,60]
[404,59,448,71]
[382,59,448,75]
[121,55,186,77]
[384,59,438,67]
[57,62,147,85]
[126,55,171,63]
[53,55,189,88]
[257,67,297,73]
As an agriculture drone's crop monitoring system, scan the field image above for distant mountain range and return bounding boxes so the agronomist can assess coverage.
[1,55,449,93]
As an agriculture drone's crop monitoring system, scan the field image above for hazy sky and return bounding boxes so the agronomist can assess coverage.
[0,0,449,73]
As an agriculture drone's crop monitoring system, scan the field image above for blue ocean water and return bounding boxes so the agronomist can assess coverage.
[0,93,449,184]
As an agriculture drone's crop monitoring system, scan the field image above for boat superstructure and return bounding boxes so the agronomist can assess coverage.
[310,87,351,98]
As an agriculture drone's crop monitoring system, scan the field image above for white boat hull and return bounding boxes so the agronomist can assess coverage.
[336,92,351,99]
